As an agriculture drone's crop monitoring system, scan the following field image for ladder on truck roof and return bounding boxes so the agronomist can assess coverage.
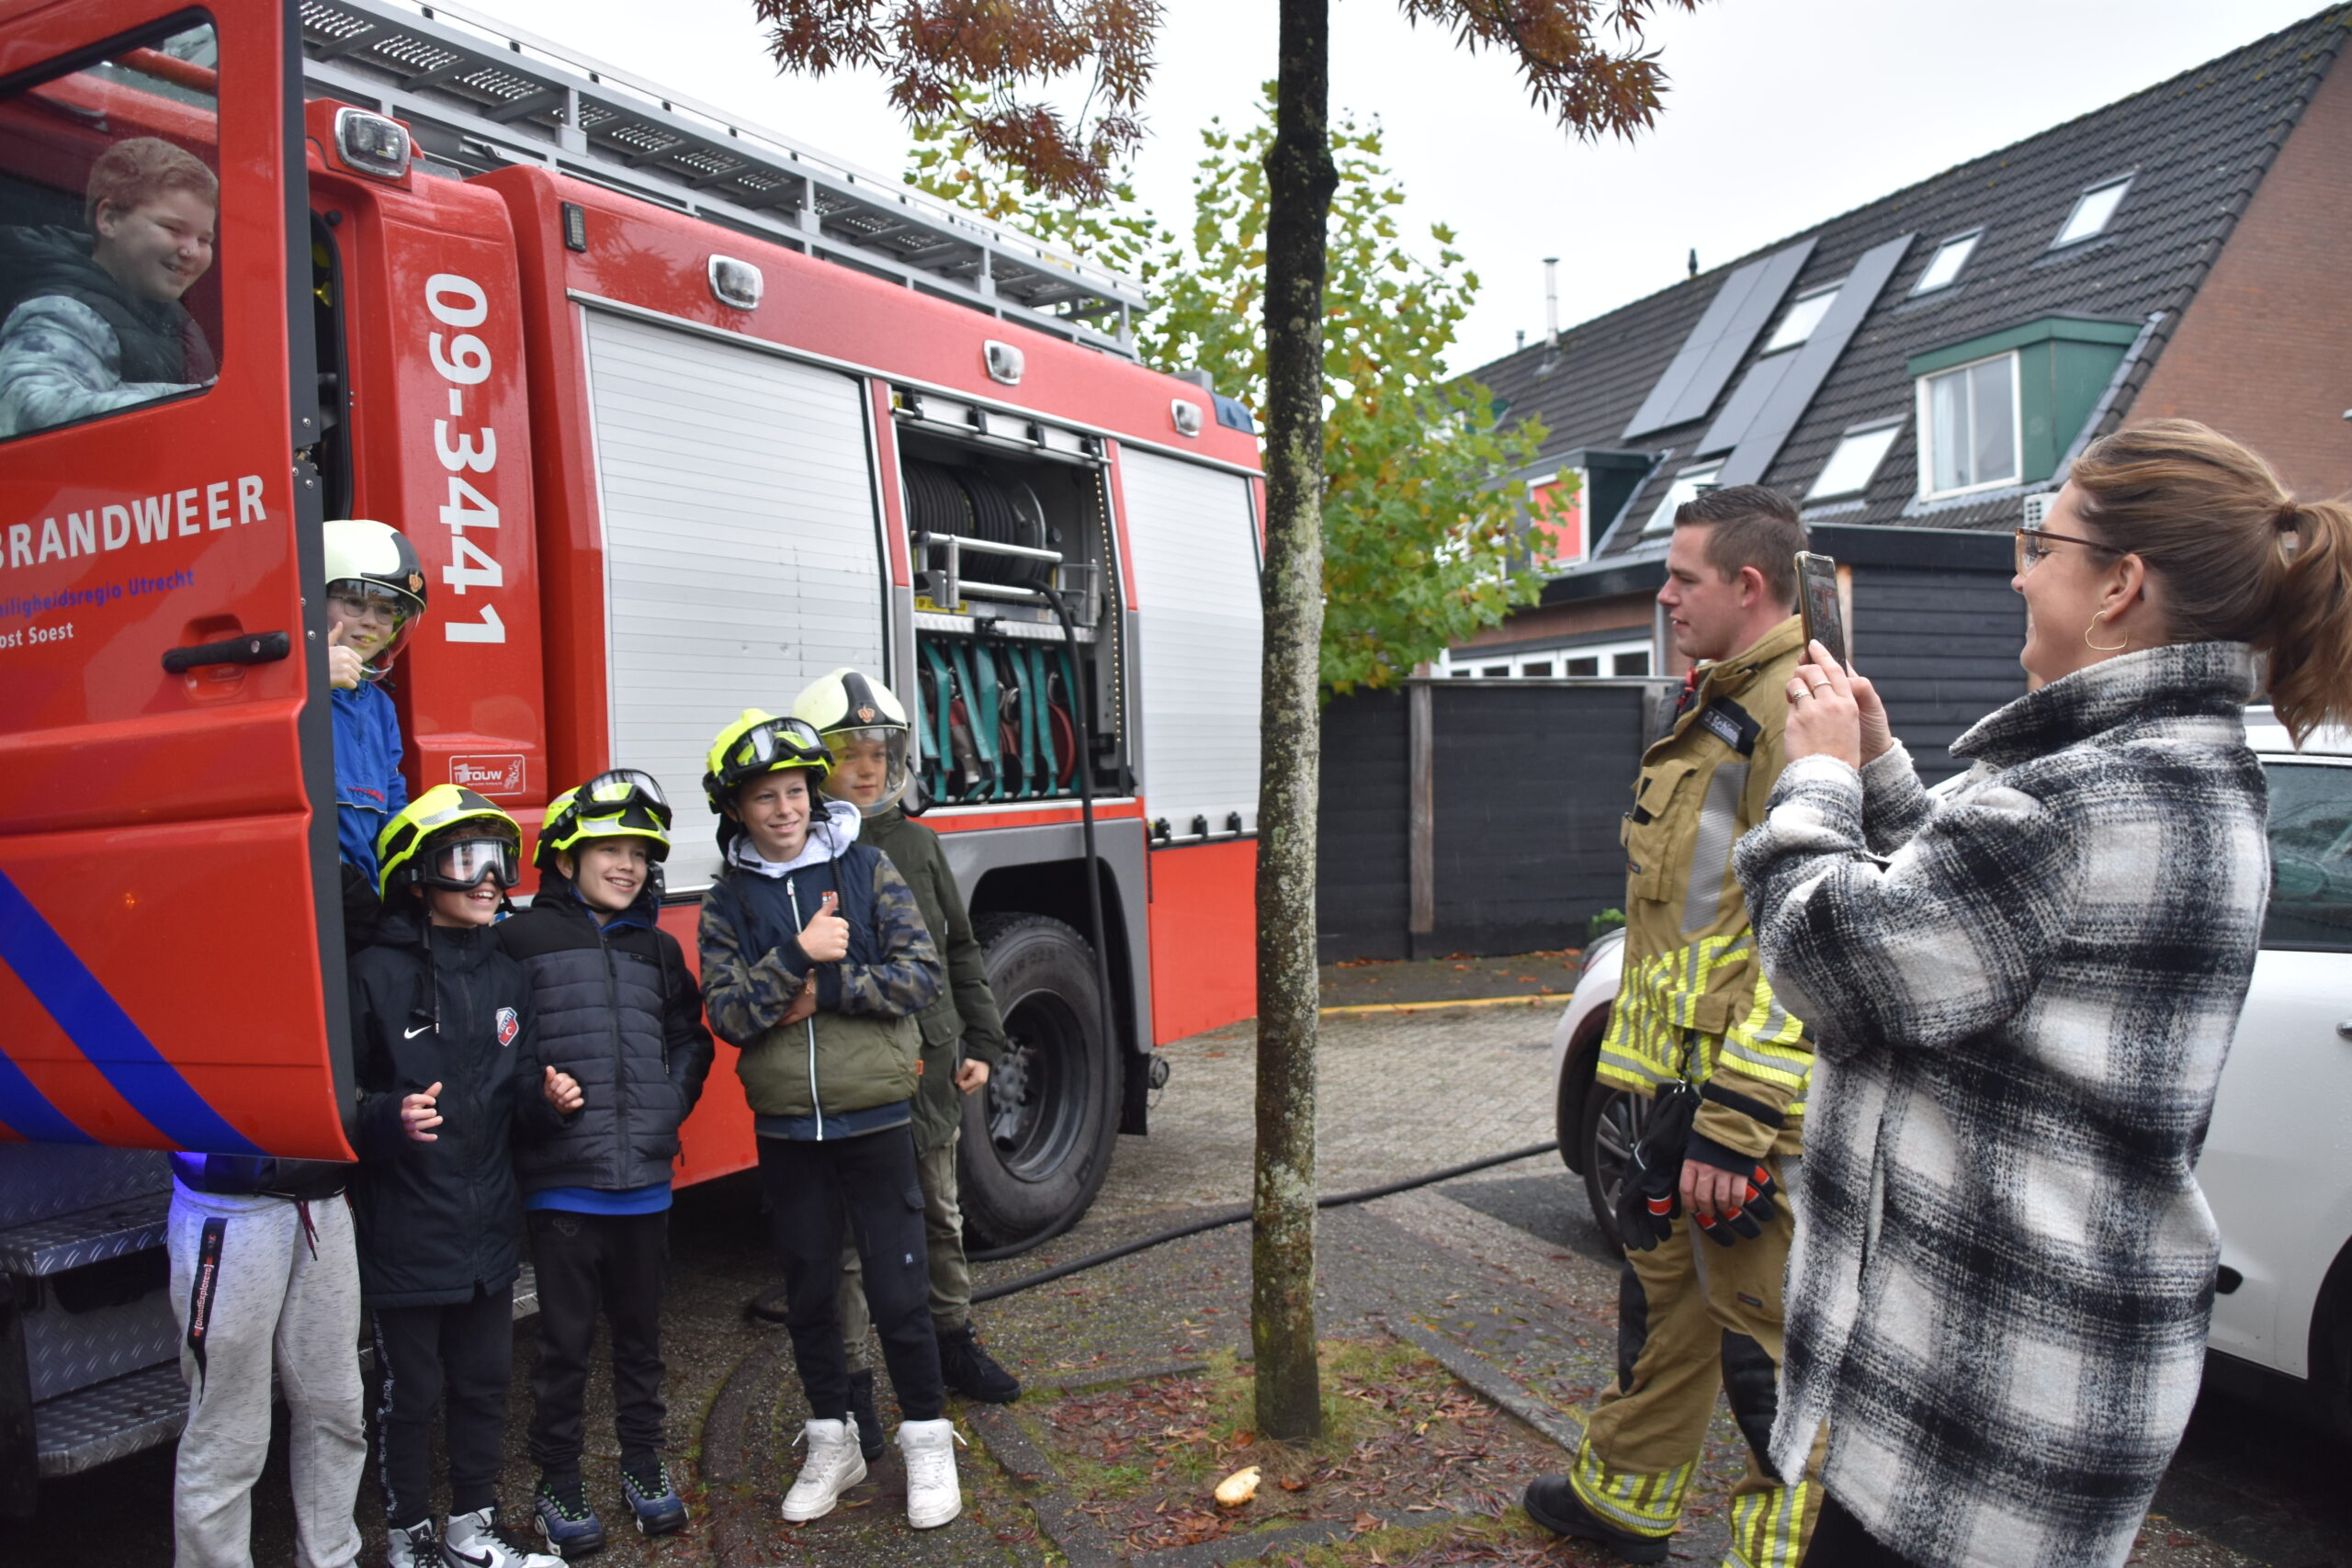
[294,0,1147,356]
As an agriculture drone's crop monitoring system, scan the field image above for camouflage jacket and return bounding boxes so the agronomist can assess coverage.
[698,811,944,1123]
[864,806,1007,1153]
[0,293,209,440]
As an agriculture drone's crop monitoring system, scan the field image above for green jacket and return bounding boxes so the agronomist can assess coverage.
[697,822,944,1126]
[865,805,1009,1151]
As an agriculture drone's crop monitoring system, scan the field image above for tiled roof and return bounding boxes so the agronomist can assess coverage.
[1472,6,2352,560]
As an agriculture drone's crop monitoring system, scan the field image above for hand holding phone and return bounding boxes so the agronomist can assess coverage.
[1794,551,1849,669]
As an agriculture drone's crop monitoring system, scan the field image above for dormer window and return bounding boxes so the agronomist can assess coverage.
[1911,230,1982,295]
[1762,286,1838,354]
[2054,176,2132,247]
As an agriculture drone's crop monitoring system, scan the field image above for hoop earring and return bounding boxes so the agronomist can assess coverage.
[2086,610,2129,652]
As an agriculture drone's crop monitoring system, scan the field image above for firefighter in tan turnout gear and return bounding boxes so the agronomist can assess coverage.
[1524,486,1824,1568]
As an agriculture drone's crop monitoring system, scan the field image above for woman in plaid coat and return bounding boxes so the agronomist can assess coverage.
[1734,421,2352,1568]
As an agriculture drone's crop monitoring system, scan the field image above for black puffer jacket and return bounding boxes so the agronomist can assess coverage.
[347,900,569,1307]
[494,867,714,1193]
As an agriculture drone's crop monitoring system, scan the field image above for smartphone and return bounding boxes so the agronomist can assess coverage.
[1794,551,1849,668]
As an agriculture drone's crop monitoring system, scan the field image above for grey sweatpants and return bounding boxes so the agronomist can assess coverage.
[167,1182,366,1568]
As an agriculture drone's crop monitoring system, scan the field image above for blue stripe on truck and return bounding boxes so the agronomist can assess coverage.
[0,865,263,1154]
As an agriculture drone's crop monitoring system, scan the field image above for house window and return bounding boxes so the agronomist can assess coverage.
[1565,656,1600,676]
[1482,665,1510,679]
[1911,230,1981,295]
[1641,462,1724,535]
[1761,286,1838,354]
[1809,420,1905,500]
[1612,649,1651,677]
[1522,661,1554,678]
[2054,176,2131,247]
[1917,354,2018,497]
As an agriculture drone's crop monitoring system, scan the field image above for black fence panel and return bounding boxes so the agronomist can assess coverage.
[1316,688,1410,960]
[1852,567,2027,783]
[1317,682,1658,961]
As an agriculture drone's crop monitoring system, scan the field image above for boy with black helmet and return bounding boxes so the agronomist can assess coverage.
[695,711,960,1529]
[494,770,713,1551]
[323,517,428,950]
[349,786,584,1568]
[790,667,1021,1440]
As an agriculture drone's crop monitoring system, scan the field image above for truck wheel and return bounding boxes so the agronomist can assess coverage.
[1580,1068,1650,1254]
[959,914,1120,1253]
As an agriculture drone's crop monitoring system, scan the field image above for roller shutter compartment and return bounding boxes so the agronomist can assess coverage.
[582,311,887,881]
[1116,449,1261,839]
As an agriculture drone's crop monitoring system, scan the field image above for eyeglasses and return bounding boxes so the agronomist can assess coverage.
[328,590,401,626]
[2013,526,2121,574]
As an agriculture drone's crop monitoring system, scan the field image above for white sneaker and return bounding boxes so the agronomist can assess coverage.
[441,1507,562,1568]
[386,1517,437,1568]
[781,1416,868,1522]
[898,1417,964,1529]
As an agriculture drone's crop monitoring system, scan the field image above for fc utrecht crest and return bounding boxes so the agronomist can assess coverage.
[496,1007,519,1048]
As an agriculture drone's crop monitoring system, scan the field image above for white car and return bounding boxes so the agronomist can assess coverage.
[1551,708,2352,1438]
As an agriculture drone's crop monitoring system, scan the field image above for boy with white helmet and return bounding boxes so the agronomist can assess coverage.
[322,517,428,948]
[790,667,1022,1456]
[695,711,958,1529]
[495,771,713,1552]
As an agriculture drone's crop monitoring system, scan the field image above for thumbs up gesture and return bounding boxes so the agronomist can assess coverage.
[401,1082,443,1143]
[543,1065,584,1114]
[797,890,849,964]
[326,620,365,690]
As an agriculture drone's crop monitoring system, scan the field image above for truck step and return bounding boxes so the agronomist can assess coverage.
[34,1362,186,1479]
[0,1193,168,1278]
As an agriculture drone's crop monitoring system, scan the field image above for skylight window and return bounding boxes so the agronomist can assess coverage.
[1642,463,1724,535]
[1808,421,1905,500]
[1911,230,1981,295]
[1762,286,1838,354]
[2054,176,2132,247]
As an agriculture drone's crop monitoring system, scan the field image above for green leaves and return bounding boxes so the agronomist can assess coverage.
[903,85,1548,697]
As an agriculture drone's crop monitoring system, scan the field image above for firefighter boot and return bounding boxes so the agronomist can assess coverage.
[1522,1474,1671,1564]
[937,1323,1021,1404]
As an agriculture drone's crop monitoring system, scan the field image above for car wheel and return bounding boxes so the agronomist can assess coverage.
[958,914,1120,1253]
[1580,1075,1650,1253]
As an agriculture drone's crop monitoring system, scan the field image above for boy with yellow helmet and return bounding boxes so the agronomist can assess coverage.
[349,786,584,1568]
[494,770,712,1551]
[791,667,1022,1442]
[694,709,962,1529]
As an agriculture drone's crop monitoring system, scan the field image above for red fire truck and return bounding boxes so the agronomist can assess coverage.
[0,0,1264,1503]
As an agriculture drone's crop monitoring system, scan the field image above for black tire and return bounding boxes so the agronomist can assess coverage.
[1579,1045,1651,1255]
[958,913,1121,1252]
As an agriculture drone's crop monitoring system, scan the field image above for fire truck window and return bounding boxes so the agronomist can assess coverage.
[0,19,221,445]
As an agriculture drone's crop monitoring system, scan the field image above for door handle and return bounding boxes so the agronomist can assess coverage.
[163,630,291,673]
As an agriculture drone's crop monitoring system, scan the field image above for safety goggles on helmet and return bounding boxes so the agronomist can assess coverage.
[536,768,674,868]
[701,712,832,812]
[376,784,521,897]
[422,835,522,892]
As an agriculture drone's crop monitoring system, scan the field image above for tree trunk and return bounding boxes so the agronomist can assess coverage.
[1252,0,1338,1445]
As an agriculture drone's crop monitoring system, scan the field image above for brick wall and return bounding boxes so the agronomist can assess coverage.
[2134,49,2352,500]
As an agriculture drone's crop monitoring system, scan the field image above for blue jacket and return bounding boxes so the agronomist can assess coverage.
[333,682,407,879]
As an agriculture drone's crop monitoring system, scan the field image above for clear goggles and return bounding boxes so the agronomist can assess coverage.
[422,836,521,891]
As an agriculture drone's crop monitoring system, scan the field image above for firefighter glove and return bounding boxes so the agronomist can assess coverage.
[1614,1081,1699,1252]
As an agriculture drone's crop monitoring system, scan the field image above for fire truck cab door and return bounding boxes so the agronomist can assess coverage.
[0,0,349,1157]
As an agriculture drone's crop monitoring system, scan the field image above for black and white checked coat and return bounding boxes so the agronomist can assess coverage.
[1732,643,2268,1568]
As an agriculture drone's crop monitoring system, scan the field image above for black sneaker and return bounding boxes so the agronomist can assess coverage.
[617,1452,688,1537]
[845,1368,887,1461]
[533,1472,606,1558]
[1521,1474,1670,1564]
[937,1323,1021,1404]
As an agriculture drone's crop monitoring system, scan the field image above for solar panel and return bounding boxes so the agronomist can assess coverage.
[1692,349,1797,457]
[1717,233,1916,487]
[1622,239,1815,440]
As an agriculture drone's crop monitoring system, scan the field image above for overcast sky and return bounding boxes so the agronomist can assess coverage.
[456,0,2324,378]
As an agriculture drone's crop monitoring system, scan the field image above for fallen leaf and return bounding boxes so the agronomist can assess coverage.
[1278,1476,1308,1492]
